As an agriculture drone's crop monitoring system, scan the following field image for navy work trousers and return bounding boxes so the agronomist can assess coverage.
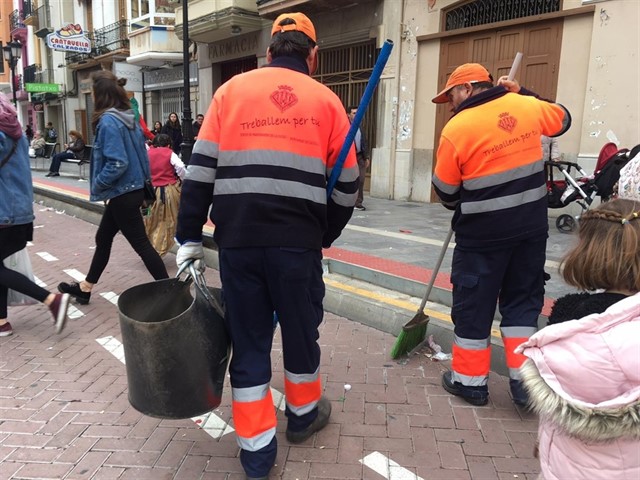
[219,246,325,477]
[450,236,547,340]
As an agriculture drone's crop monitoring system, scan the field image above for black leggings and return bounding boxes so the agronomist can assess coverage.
[86,189,168,284]
[0,226,49,318]
[0,263,49,319]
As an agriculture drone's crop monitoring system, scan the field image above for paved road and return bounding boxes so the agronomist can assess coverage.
[0,206,541,479]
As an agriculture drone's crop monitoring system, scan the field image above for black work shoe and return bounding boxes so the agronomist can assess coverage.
[58,282,91,305]
[442,370,489,406]
[510,379,530,407]
[286,396,332,444]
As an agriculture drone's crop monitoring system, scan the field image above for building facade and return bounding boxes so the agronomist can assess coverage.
[3,0,638,206]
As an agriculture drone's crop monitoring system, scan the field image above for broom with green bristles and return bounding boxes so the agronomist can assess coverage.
[391,228,453,359]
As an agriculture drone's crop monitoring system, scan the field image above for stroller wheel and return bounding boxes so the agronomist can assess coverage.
[556,214,576,233]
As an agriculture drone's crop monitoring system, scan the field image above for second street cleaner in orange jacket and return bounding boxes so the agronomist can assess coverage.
[431,63,571,408]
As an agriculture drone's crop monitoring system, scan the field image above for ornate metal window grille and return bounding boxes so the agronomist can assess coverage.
[9,9,25,30]
[22,0,37,20]
[94,20,130,55]
[313,41,378,149]
[65,32,96,64]
[445,0,561,31]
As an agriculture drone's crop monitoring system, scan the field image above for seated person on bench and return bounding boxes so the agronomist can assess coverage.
[46,130,86,177]
[30,131,46,157]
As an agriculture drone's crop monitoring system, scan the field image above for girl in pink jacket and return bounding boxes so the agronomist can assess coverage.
[517,198,640,480]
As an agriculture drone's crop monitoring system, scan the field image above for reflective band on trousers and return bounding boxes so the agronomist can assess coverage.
[451,370,489,387]
[284,368,321,416]
[501,326,537,371]
[452,336,491,380]
[232,384,277,451]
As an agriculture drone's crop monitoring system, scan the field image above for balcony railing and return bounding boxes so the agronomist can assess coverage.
[23,64,40,84]
[9,9,25,31]
[65,31,97,64]
[35,69,53,84]
[94,20,129,56]
[22,0,38,20]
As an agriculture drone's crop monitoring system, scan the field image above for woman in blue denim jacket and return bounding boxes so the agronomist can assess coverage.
[58,72,168,304]
[0,93,70,336]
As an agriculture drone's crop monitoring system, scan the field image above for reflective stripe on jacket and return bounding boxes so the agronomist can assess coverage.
[432,87,571,247]
[176,57,358,249]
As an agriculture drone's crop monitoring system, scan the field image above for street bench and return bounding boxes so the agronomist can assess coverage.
[31,142,60,170]
[61,145,92,179]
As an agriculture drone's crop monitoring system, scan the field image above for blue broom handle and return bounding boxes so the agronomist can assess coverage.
[326,39,394,197]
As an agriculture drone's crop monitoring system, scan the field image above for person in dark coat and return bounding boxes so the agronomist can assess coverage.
[192,114,204,140]
[160,112,182,155]
[46,130,86,177]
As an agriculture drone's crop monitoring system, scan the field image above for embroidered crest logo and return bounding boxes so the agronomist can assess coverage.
[270,85,297,112]
[497,112,517,133]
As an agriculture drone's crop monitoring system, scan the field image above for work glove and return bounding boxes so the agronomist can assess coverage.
[176,241,206,273]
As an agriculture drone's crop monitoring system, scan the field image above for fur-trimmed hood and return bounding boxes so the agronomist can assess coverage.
[516,292,640,443]
[520,360,640,442]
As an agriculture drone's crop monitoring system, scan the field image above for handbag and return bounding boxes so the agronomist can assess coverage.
[3,248,38,306]
[142,178,156,208]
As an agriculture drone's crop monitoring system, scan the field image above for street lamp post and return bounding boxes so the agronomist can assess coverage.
[180,0,193,165]
[2,40,22,106]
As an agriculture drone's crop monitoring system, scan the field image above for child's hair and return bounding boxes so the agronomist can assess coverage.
[561,198,640,293]
[154,133,171,148]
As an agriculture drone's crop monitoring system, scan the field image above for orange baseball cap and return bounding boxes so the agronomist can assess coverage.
[271,12,317,43]
[432,63,492,103]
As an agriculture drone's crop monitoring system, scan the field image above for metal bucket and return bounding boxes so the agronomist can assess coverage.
[117,274,230,419]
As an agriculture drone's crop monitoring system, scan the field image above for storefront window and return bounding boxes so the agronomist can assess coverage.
[130,0,176,31]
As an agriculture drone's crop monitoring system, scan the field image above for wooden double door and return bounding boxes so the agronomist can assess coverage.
[431,19,563,200]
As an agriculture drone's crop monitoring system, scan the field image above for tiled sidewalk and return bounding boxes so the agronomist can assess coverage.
[1,207,540,479]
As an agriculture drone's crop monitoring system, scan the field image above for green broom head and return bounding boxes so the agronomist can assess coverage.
[390,312,429,359]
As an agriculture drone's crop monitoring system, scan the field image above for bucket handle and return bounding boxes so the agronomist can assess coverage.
[176,260,225,317]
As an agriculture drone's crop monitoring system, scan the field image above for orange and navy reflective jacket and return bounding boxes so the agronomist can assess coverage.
[176,56,358,249]
[432,87,571,247]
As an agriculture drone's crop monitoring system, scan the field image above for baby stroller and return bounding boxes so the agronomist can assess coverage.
[546,142,633,233]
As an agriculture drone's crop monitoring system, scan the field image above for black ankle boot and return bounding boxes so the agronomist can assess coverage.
[58,282,91,305]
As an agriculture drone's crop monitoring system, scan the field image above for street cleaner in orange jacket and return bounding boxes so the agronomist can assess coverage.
[174,13,358,480]
[431,63,571,407]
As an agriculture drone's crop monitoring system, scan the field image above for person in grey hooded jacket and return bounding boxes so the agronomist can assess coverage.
[58,72,168,305]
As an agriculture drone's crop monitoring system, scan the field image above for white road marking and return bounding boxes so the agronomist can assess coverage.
[96,336,125,363]
[63,269,85,282]
[67,305,84,319]
[33,276,46,288]
[27,241,34,247]
[36,252,58,262]
[360,452,424,480]
[345,224,453,248]
[96,336,286,439]
[100,292,119,305]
